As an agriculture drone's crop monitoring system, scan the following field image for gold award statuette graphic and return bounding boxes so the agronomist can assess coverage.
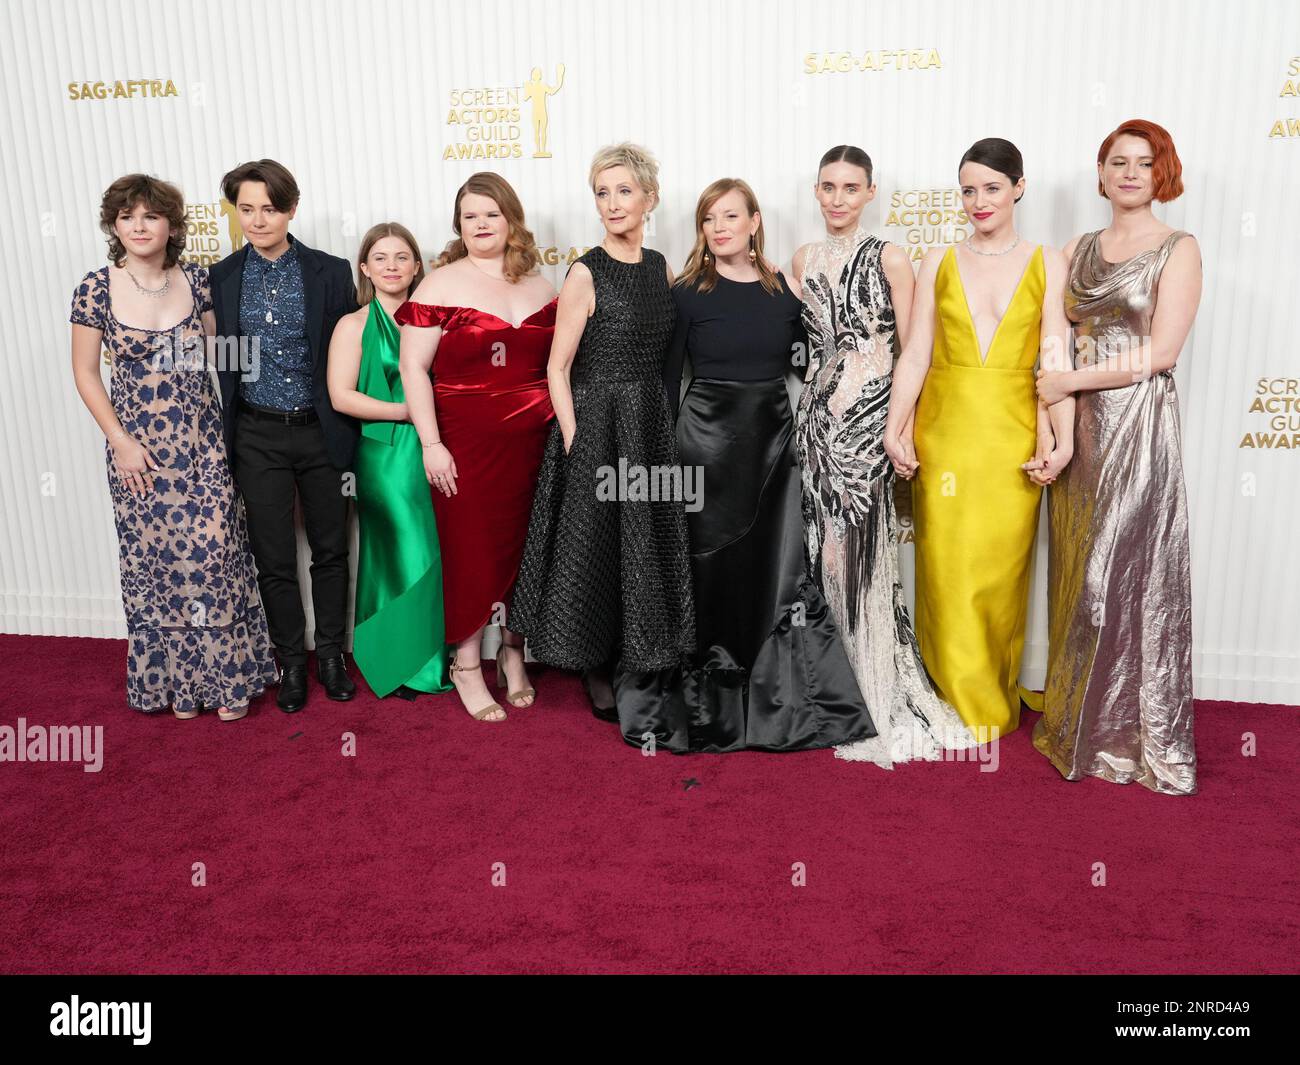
[180,201,245,268]
[219,200,246,253]
[524,63,564,158]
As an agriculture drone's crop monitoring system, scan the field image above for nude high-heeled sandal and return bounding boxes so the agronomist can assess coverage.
[495,636,536,708]
[451,655,506,722]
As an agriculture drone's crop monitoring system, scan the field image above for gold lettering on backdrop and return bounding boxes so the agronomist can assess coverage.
[445,64,566,162]
[1239,378,1300,449]
[1268,58,1300,137]
[445,86,522,160]
[66,79,179,101]
[181,201,244,267]
[802,49,942,74]
[886,189,969,263]
[539,245,591,267]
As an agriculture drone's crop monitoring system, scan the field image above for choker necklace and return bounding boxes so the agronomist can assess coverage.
[964,235,1020,257]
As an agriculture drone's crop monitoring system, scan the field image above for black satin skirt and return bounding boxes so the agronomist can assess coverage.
[612,377,876,753]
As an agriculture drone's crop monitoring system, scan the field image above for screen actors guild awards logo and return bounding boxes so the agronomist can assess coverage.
[444,62,566,162]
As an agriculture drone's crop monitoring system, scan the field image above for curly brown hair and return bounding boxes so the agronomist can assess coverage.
[99,173,187,267]
[434,172,540,281]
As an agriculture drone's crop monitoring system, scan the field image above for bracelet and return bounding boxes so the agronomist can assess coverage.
[422,439,441,448]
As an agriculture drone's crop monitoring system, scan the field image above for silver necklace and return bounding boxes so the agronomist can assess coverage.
[259,271,280,324]
[125,267,170,298]
[964,235,1020,257]
[257,245,292,324]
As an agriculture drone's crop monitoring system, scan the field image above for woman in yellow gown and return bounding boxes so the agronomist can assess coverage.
[884,139,1073,741]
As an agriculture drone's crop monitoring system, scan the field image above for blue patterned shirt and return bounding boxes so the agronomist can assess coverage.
[238,234,312,410]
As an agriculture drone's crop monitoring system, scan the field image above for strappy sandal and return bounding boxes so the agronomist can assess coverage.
[495,635,536,708]
[451,656,506,722]
[217,705,248,722]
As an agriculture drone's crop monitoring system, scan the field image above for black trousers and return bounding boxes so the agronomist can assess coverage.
[232,409,349,668]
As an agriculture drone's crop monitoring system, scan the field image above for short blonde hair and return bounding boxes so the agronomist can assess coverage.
[588,142,660,209]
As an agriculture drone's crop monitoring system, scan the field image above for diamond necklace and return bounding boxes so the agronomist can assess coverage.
[125,267,170,298]
[963,234,1020,257]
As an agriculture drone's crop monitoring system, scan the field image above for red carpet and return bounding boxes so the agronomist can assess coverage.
[1,633,1296,974]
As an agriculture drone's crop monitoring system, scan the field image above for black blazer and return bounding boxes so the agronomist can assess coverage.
[211,234,359,470]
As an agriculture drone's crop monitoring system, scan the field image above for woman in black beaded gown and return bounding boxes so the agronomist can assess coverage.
[657,179,875,753]
[510,143,695,745]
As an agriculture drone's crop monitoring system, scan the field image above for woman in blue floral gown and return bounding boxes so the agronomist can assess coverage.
[69,174,278,720]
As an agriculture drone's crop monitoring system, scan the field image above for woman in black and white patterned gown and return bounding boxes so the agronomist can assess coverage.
[792,145,975,768]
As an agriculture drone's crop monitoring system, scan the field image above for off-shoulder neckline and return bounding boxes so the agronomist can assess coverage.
[402,296,558,330]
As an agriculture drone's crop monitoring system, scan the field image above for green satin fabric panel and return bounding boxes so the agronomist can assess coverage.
[352,299,451,696]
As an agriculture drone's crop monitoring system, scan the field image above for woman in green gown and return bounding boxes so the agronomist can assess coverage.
[327,222,452,698]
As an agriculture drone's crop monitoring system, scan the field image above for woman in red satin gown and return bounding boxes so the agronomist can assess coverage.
[397,173,557,722]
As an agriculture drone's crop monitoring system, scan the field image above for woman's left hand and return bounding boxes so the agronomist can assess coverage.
[1036,369,1074,406]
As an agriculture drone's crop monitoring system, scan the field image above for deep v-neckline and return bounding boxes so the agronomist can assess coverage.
[950,245,1040,366]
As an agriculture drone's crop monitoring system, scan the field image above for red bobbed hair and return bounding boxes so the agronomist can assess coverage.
[1097,119,1183,202]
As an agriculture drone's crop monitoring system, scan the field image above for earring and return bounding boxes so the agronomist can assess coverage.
[748,237,757,263]
[702,251,710,265]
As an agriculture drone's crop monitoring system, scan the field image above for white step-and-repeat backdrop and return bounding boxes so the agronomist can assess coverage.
[1,0,1296,702]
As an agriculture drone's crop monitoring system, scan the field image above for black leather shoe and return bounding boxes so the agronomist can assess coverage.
[319,655,356,701]
[277,665,308,713]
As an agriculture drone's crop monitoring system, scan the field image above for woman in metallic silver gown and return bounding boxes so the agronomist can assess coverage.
[1033,119,1203,795]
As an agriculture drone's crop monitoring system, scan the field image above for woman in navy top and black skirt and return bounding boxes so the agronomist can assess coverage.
[658,179,875,752]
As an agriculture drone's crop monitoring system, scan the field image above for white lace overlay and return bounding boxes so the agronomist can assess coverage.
[796,228,977,769]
